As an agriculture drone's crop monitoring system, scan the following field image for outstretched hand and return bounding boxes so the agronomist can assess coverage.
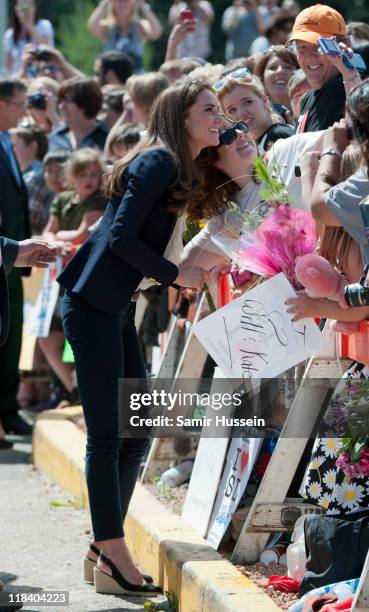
[14,239,58,268]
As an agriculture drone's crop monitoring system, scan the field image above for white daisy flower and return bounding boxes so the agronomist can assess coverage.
[327,507,341,515]
[309,455,325,470]
[318,492,332,509]
[320,438,341,458]
[335,482,365,510]
[323,469,337,490]
[308,481,322,499]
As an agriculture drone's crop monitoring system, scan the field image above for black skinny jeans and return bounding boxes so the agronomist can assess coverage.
[62,291,149,541]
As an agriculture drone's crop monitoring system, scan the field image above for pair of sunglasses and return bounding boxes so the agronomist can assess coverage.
[212,67,251,93]
[219,121,249,146]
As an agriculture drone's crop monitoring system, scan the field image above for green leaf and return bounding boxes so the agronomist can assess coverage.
[350,438,367,463]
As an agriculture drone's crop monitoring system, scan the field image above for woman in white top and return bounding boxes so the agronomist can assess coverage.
[183,117,262,271]
[3,0,54,76]
[181,118,325,271]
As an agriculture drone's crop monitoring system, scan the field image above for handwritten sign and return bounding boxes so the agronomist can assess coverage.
[206,437,262,549]
[193,274,325,379]
[29,257,63,338]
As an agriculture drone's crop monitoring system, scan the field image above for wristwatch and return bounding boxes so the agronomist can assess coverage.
[320,148,342,159]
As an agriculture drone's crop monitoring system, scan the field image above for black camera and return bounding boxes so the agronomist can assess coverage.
[344,264,369,307]
[27,92,47,110]
[32,46,50,62]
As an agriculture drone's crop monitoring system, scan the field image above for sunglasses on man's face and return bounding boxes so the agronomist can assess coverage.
[212,67,251,93]
[219,121,249,146]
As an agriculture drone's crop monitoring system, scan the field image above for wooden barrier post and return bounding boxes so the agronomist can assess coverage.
[231,357,351,564]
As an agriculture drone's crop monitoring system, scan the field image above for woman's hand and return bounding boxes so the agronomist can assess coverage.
[285,292,322,322]
[300,150,321,177]
[176,265,209,290]
[169,20,197,45]
[231,274,259,299]
[20,43,35,76]
[322,119,350,154]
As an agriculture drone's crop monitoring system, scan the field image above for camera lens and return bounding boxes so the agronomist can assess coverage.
[344,283,369,307]
[27,93,47,110]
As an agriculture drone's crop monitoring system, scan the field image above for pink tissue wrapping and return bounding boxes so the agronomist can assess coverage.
[239,206,317,290]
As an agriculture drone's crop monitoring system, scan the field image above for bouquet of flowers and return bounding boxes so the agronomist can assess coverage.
[322,370,369,480]
[336,438,369,480]
[210,158,317,289]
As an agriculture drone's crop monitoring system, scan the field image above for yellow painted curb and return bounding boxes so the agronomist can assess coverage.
[33,409,282,612]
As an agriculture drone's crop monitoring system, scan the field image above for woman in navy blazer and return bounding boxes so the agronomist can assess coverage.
[58,79,223,596]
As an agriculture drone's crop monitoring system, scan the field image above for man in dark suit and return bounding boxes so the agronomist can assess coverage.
[0,77,36,435]
[0,236,57,449]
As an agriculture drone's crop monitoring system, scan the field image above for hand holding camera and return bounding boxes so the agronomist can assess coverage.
[318,37,366,77]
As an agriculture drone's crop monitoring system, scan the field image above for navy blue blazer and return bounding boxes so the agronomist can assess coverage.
[58,147,180,314]
[0,236,19,345]
[0,139,31,286]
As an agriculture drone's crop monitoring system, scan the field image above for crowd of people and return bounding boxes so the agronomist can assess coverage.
[1,0,369,602]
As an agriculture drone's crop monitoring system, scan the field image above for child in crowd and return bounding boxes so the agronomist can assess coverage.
[106,122,140,160]
[43,147,107,244]
[11,125,53,235]
[39,147,108,407]
[43,150,70,194]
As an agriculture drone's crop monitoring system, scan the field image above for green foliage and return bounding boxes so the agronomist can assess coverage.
[253,157,289,204]
[57,0,102,76]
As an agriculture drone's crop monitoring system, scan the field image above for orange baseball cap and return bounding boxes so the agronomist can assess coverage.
[285,4,346,47]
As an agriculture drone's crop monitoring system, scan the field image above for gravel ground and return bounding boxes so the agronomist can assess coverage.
[0,436,166,612]
[144,482,299,611]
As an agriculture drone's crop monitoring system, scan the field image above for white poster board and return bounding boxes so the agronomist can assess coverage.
[29,257,63,338]
[182,436,229,537]
[193,274,325,379]
[206,437,262,549]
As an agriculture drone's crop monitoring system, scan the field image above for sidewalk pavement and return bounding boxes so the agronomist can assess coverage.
[0,436,154,612]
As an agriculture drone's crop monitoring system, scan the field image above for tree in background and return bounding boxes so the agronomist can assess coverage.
[21,0,369,74]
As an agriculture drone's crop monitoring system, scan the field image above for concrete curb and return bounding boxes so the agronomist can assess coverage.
[33,408,281,612]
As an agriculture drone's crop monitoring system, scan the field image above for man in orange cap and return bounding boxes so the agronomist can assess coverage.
[286,4,348,132]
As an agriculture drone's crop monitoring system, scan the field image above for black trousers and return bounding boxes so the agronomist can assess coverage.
[0,279,23,422]
[62,291,149,541]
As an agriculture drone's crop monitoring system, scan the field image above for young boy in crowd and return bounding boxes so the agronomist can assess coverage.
[11,125,54,235]
[39,147,108,407]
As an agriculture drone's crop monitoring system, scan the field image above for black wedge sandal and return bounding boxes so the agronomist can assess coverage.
[94,553,162,596]
[84,544,153,585]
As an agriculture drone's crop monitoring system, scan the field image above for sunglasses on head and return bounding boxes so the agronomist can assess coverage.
[212,67,251,93]
[219,121,249,146]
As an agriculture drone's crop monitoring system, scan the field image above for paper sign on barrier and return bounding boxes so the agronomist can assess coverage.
[193,274,325,379]
[206,437,262,549]
[29,257,63,338]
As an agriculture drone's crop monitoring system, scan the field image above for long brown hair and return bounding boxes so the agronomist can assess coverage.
[253,46,299,84]
[346,78,369,178]
[12,0,39,43]
[107,79,220,220]
[319,144,363,269]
